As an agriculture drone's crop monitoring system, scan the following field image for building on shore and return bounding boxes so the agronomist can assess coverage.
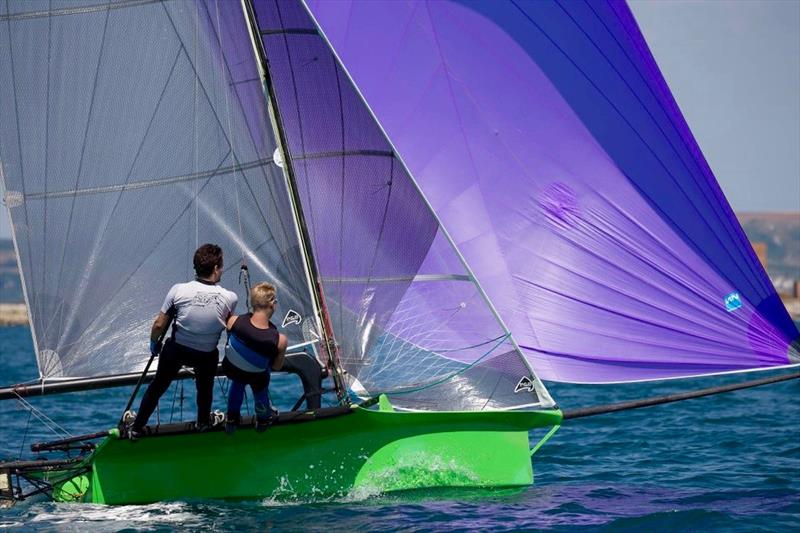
[750,240,800,320]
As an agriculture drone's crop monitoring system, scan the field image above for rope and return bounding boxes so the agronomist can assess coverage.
[239,264,251,310]
[562,370,800,420]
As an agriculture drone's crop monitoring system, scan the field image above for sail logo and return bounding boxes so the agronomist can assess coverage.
[514,376,535,393]
[724,292,742,312]
[282,309,302,328]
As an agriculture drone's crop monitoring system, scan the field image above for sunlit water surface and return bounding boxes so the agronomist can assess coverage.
[1,326,798,531]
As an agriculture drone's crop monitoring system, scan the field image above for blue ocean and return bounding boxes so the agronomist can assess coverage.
[1,325,798,531]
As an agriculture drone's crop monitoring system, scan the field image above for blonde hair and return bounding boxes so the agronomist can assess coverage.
[251,282,276,310]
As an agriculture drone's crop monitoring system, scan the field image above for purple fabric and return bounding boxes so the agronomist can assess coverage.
[251,0,518,378]
[304,0,799,383]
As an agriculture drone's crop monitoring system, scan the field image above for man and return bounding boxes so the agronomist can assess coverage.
[129,243,237,438]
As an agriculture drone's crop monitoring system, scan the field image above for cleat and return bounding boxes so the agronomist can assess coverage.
[127,426,144,442]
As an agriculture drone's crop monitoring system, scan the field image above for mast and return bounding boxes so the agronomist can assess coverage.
[239,0,348,403]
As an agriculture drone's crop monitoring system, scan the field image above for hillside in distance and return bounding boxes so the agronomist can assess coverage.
[0,238,22,303]
[737,213,800,290]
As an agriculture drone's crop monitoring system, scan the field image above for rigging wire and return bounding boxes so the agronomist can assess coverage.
[13,392,72,439]
[18,410,33,459]
[364,333,512,399]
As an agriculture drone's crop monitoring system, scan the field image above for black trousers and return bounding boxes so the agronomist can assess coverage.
[133,339,219,429]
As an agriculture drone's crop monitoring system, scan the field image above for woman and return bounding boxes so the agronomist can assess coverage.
[222,282,287,434]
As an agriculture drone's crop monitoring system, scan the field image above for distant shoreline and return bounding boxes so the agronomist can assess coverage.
[736,212,800,223]
[0,303,27,326]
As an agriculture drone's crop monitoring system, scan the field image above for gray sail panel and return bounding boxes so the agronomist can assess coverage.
[0,0,313,378]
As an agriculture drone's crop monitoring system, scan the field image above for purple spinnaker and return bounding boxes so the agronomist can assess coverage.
[304,0,799,383]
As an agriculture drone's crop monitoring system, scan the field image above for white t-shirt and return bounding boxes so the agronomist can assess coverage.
[161,280,238,352]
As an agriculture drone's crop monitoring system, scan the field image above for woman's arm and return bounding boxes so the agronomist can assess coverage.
[272,333,288,371]
[226,314,238,331]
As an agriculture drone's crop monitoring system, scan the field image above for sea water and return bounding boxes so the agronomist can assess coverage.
[0,325,798,531]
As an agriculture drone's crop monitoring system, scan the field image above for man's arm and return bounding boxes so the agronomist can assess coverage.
[148,311,172,355]
[272,333,288,371]
[151,312,171,341]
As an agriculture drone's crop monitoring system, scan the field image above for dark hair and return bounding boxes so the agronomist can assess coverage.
[193,244,223,277]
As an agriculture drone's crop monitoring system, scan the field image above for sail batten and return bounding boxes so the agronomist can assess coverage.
[0,0,160,23]
[12,158,274,200]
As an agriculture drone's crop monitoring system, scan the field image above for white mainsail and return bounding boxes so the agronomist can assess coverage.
[0,0,314,379]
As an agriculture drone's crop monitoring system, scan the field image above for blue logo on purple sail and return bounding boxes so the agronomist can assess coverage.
[724,292,742,312]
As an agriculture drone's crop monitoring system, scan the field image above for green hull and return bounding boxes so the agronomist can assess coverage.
[48,406,562,504]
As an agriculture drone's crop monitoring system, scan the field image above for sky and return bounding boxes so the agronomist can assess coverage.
[1,0,799,240]
[629,0,800,214]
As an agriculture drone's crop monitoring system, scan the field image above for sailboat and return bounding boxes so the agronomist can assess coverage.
[0,0,797,505]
